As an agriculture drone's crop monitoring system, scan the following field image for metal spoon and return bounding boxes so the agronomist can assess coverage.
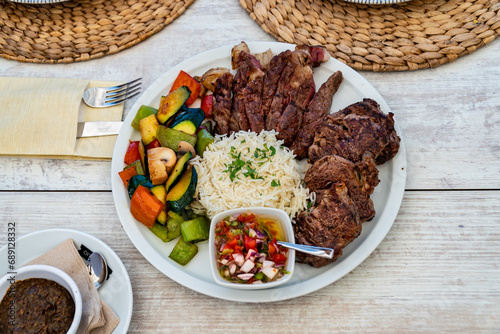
[277,241,335,259]
[86,252,108,290]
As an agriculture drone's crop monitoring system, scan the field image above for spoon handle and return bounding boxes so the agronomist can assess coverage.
[277,241,335,259]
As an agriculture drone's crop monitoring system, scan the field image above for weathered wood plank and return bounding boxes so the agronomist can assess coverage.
[1,191,498,333]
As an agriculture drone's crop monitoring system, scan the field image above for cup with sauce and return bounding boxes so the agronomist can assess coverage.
[209,207,295,290]
[0,264,83,334]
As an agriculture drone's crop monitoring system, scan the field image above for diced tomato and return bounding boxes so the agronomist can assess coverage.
[124,140,141,165]
[222,236,239,253]
[268,238,278,255]
[244,235,257,251]
[238,213,256,223]
[200,94,214,118]
[169,70,201,106]
[234,245,243,254]
[272,253,287,264]
[145,139,161,150]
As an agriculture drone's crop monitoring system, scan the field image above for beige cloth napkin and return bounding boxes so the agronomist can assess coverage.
[0,77,124,159]
[25,239,120,334]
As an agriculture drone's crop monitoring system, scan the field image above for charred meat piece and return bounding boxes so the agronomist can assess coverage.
[261,50,292,119]
[295,45,331,67]
[266,49,316,145]
[330,98,400,164]
[230,51,265,132]
[212,72,234,135]
[291,70,343,159]
[305,154,379,222]
[294,182,361,268]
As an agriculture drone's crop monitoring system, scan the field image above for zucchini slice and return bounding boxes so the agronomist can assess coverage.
[166,166,197,213]
[165,151,192,192]
[169,108,205,135]
[156,86,191,124]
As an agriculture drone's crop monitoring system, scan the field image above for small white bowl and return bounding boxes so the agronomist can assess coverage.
[209,207,295,290]
[0,264,82,334]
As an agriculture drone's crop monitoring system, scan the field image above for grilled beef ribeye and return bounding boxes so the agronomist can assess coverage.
[309,98,400,165]
[304,154,379,222]
[212,72,234,135]
[294,182,361,268]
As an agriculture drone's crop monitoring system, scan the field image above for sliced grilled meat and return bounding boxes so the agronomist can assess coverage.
[265,49,316,145]
[212,72,234,135]
[294,182,361,268]
[305,154,379,222]
[290,70,343,159]
[261,50,292,119]
[230,51,265,133]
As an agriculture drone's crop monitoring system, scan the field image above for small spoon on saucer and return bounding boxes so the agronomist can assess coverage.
[277,241,335,259]
[86,252,108,290]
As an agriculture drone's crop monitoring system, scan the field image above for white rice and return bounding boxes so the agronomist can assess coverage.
[189,130,311,219]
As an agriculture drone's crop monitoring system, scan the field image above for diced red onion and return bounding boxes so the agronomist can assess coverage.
[262,267,278,280]
[232,253,245,266]
[229,263,237,275]
[245,249,258,261]
[240,259,255,273]
[237,273,254,281]
[256,239,264,250]
[254,229,266,239]
[263,260,275,268]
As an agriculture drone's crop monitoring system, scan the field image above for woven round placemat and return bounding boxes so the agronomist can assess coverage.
[240,0,500,71]
[0,0,195,63]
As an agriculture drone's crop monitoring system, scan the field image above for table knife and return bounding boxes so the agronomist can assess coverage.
[77,121,123,138]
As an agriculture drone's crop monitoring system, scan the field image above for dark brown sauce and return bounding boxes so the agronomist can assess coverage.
[0,278,75,334]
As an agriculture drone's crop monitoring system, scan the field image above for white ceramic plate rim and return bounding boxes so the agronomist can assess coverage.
[0,229,133,334]
[111,41,407,303]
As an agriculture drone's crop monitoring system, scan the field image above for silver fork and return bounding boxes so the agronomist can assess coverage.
[82,78,141,108]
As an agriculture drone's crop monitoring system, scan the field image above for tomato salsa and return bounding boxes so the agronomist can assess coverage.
[214,212,289,284]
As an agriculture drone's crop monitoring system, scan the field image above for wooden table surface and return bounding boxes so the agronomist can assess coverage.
[1,0,499,333]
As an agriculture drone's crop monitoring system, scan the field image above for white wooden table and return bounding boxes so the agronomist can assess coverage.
[1,0,499,332]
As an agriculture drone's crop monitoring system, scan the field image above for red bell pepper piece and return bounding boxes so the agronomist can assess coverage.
[130,185,165,228]
[118,166,138,187]
[169,70,201,106]
[145,139,161,151]
[200,94,214,118]
[124,140,141,165]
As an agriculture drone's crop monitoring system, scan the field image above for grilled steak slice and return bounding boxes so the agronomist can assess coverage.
[243,76,265,133]
[230,51,265,132]
[294,182,361,267]
[261,50,292,119]
[266,49,316,145]
[305,154,379,222]
[291,70,343,159]
[212,72,234,135]
[331,98,400,164]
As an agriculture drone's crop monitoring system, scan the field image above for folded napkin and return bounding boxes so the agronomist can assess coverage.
[25,239,120,334]
[0,77,124,159]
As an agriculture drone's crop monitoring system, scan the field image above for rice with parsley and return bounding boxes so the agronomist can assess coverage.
[189,130,311,219]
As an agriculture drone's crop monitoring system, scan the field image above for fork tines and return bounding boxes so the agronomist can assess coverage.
[105,78,142,106]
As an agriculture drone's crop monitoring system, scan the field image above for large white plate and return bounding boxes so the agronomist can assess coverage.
[111,42,407,302]
[0,229,133,334]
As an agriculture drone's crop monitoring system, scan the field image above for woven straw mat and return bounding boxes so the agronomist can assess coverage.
[0,0,195,63]
[240,0,500,71]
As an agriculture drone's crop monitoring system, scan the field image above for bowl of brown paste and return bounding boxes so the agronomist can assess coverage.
[0,265,82,334]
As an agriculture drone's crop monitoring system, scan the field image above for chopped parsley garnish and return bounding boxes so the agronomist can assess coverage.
[222,145,278,182]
